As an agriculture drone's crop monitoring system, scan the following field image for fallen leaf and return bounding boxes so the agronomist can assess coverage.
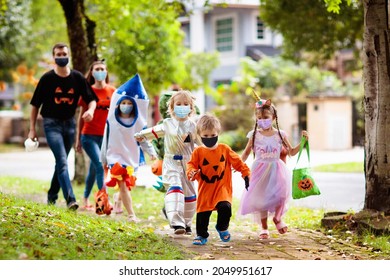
[18,253,28,260]
[52,222,67,229]
[214,244,232,248]
[200,253,215,260]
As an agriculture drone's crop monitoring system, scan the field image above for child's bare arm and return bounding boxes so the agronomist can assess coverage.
[289,130,309,157]
[139,141,158,160]
[241,138,253,162]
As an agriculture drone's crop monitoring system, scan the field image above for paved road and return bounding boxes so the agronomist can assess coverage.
[232,148,365,212]
[0,147,365,212]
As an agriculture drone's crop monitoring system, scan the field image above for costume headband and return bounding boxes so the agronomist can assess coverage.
[256,99,272,108]
[252,89,271,108]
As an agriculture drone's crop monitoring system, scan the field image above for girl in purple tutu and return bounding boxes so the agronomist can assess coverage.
[239,99,308,239]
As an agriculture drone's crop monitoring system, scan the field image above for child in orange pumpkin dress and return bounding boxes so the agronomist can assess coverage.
[239,99,308,239]
[187,114,250,245]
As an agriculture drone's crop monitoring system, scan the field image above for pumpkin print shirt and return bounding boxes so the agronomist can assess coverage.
[187,143,250,213]
[30,69,97,120]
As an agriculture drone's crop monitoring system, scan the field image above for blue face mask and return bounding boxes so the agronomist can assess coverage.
[174,105,191,118]
[119,104,133,115]
[55,57,69,67]
[93,70,107,82]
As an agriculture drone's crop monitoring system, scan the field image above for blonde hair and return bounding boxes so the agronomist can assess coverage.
[167,90,196,118]
[196,114,221,136]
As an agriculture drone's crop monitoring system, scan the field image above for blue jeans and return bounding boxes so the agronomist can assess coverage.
[81,134,104,198]
[44,117,76,205]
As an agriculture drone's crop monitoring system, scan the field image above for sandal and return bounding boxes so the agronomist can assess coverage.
[215,226,231,242]
[128,215,140,223]
[259,229,270,240]
[82,204,94,210]
[193,236,207,245]
[273,218,288,234]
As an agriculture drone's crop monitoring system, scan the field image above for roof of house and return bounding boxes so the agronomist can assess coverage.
[246,45,281,60]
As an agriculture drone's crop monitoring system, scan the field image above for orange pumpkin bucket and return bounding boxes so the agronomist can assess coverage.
[151,159,163,176]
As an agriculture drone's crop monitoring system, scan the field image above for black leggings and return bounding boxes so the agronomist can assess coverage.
[196,201,231,238]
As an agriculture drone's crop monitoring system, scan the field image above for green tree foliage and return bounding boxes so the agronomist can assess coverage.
[238,56,345,99]
[175,49,220,94]
[213,55,347,151]
[0,0,67,81]
[213,83,254,151]
[28,0,67,64]
[0,0,31,81]
[1,0,218,98]
[87,0,185,95]
[260,0,363,63]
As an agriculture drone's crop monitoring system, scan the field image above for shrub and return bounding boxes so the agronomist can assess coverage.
[219,129,248,152]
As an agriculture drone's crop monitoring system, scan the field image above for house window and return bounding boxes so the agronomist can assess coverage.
[256,16,265,39]
[181,23,190,48]
[216,18,233,52]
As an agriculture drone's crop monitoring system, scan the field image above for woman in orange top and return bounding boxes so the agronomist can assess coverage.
[187,114,250,245]
[76,60,116,209]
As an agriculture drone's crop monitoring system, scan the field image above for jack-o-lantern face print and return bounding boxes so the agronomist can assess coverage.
[298,176,314,191]
[199,153,226,183]
[54,87,75,105]
[151,159,163,176]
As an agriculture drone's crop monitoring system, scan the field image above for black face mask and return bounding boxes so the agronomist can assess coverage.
[201,136,218,148]
[55,57,69,67]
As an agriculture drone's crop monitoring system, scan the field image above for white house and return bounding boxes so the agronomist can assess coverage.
[179,0,282,111]
[175,0,355,150]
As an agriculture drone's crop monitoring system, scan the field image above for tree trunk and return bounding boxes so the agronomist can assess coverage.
[363,0,390,214]
[57,0,97,184]
[58,0,89,72]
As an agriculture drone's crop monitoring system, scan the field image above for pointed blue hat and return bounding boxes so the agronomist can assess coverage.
[116,73,148,100]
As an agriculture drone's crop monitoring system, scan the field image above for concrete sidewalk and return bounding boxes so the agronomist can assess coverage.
[231,147,365,212]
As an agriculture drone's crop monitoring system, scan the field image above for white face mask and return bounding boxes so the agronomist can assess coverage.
[24,138,39,152]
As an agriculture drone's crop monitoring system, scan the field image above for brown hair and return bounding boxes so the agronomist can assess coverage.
[196,114,221,136]
[251,103,288,154]
[52,43,68,56]
[85,60,110,85]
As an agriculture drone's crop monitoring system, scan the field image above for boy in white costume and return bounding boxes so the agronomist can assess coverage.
[135,90,200,234]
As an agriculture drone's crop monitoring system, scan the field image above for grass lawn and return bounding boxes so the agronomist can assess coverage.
[0,174,326,260]
[0,176,185,260]
[313,162,364,173]
[1,173,389,260]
